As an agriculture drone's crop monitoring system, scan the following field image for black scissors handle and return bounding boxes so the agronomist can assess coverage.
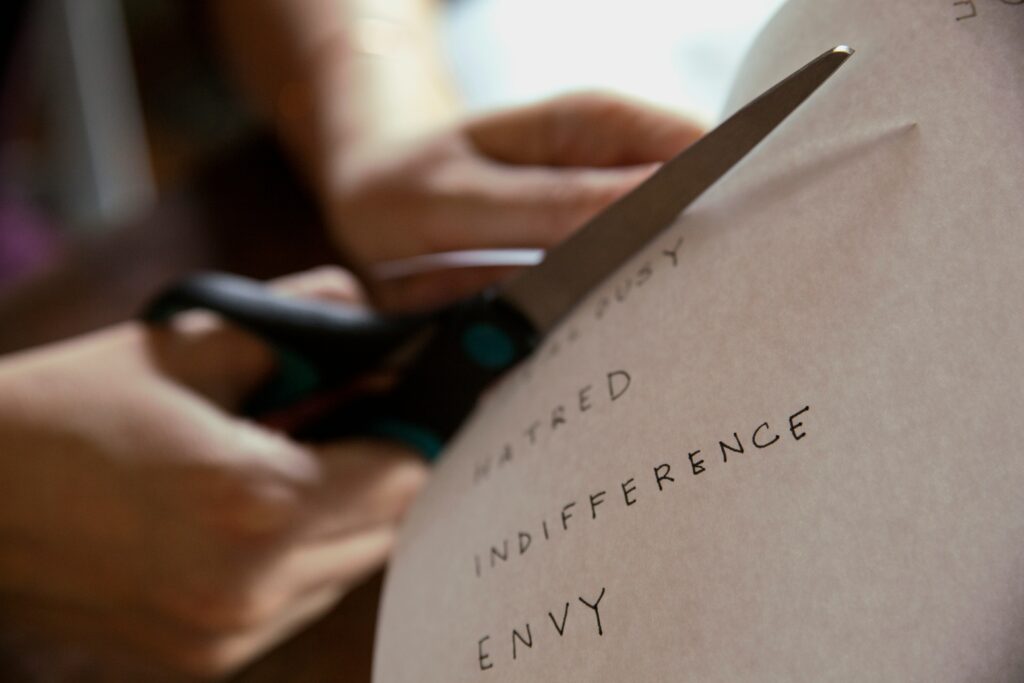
[143,272,538,460]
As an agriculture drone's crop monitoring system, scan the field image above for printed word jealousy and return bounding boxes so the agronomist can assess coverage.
[953,0,1022,22]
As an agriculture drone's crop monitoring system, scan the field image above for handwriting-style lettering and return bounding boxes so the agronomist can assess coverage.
[478,636,493,671]
[549,603,570,636]
[789,406,810,440]
[490,540,509,568]
[511,624,532,660]
[608,370,631,401]
[518,532,531,555]
[578,587,607,636]
[561,502,576,531]
[752,422,780,448]
[720,432,745,463]
[688,449,706,475]
[662,237,684,267]
[654,463,675,491]
[621,478,638,505]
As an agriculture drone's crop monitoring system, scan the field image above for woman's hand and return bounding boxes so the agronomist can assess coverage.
[329,93,705,310]
[212,2,703,311]
[0,268,426,679]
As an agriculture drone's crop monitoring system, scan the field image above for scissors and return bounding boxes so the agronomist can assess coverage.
[144,46,853,460]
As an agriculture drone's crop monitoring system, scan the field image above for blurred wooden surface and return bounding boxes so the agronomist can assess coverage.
[232,573,383,683]
[0,135,382,682]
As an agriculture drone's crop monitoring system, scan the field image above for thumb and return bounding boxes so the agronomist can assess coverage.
[300,437,427,539]
[151,267,366,409]
[470,163,658,248]
[148,313,276,409]
[467,91,706,168]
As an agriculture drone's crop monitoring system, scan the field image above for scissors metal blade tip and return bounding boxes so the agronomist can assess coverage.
[499,44,855,334]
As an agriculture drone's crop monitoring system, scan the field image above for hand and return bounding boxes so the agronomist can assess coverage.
[0,267,426,680]
[327,92,705,310]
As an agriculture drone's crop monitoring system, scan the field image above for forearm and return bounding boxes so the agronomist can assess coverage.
[211,0,461,195]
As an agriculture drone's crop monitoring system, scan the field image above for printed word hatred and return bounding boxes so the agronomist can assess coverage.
[472,369,633,485]
[472,232,688,488]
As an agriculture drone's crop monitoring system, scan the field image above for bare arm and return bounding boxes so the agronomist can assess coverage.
[211,0,704,311]
[0,268,426,679]
[211,0,459,195]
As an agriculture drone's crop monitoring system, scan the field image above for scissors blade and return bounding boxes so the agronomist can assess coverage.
[500,45,854,334]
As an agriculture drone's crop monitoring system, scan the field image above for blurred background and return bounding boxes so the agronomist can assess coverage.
[0,0,784,296]
[446,0,784,121]
[0,1,787,679]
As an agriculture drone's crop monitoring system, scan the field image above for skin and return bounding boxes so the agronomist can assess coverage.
[0,268,426,679]
[0,2,704,677]
[212,0,705,309]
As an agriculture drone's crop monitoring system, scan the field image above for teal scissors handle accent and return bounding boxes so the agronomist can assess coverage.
[143,272,538,460]
[143,272,427,412]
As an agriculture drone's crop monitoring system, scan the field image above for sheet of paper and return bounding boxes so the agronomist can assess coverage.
[373,0,1024,679]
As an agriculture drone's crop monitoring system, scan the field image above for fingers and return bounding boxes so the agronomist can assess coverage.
[146,317,279,407]
[358,162,656,309]
[124,436,421,677]
[373,265,523,312]
[190,582,347,677]
[467,91,706,167]
[467,163,658,246]
[269,265,367,305]
[150,265,366,407]
[168,435,423,627]
[176,437,424,675]
[383,160,655,255]
[327,95,702,311]
[222,527,395,636]
[400,162,655,255]
[299,438,427,540]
